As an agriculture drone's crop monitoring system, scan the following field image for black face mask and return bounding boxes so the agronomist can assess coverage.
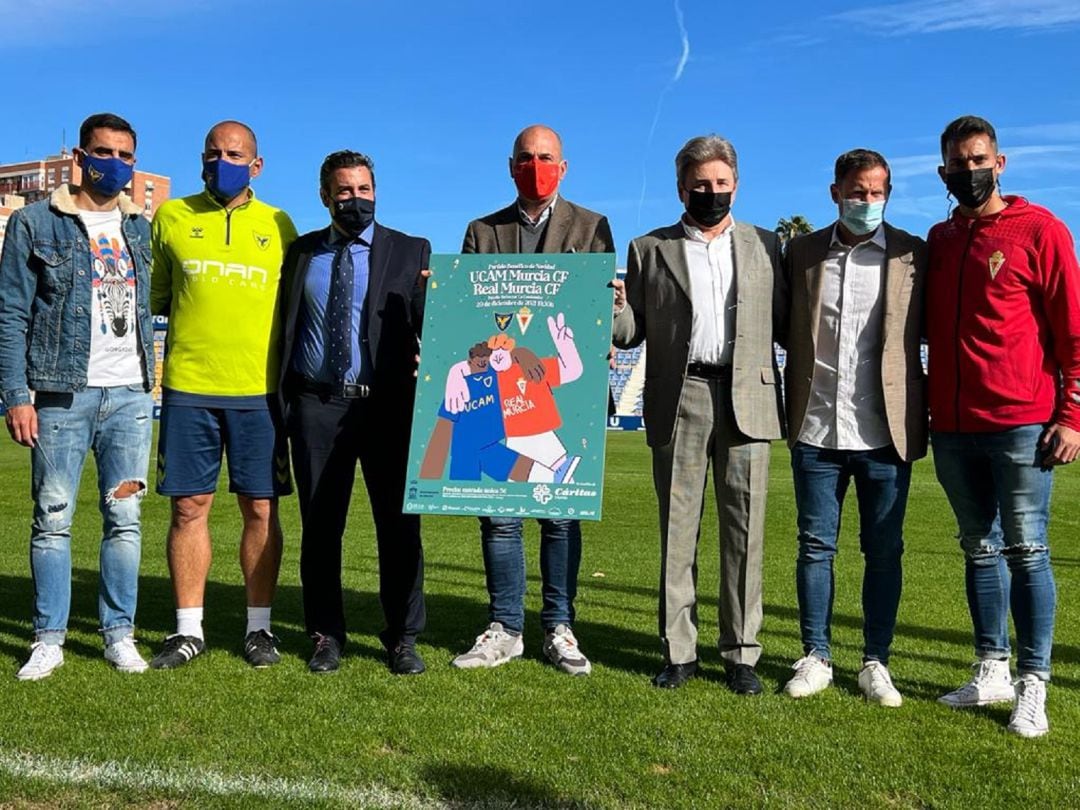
[945,168,996,209]
[685,189,732,228]
[332,196,375,235]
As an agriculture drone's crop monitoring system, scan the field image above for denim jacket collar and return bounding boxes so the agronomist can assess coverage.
[49,183,142,218]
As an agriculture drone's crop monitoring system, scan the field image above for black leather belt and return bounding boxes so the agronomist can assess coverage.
[293,376,371,399]
[686,362,731,379]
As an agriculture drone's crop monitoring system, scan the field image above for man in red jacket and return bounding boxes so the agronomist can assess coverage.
[926,115,1080,738]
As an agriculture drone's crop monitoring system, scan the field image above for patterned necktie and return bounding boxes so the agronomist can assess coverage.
[324,241,354,385]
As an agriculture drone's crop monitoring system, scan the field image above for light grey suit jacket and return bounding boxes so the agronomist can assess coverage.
[612,220,785,448]
[779,222,928,462]
[462,198,614,255]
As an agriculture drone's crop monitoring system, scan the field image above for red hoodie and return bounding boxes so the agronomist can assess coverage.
[927,196,1080,433]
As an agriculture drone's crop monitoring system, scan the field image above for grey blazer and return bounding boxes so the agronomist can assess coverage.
[779,223,928,462]
[462,198,614,254]
[612,220,785,448]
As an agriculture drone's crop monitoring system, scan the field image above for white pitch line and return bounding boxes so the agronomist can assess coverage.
[0,750,452,808]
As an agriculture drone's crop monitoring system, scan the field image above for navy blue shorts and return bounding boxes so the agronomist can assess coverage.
[156,404,292,498]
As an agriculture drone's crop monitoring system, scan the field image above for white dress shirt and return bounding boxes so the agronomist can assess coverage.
[797,224,891,450]
[683,218,736,366]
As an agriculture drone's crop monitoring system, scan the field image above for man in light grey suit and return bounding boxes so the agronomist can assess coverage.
[612,134,784,693]
[776,148,927,707]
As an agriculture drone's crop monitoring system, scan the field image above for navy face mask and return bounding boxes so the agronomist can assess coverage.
[203,158,252,202]
[82,154,134,197]
[332,197,375,235]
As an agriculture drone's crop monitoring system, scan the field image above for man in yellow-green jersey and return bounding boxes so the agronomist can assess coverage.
[149,120,297,670]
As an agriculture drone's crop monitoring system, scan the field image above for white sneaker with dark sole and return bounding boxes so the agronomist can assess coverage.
[938,659,1014,707]
[543,624,591,675]
[452,622,524,669]
[17,642,64,681]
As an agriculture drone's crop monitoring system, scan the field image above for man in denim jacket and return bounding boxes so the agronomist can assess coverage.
[0,113,156,680]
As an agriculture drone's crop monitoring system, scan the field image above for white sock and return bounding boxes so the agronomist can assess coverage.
[246,607,271,636]
[176,607,204,641]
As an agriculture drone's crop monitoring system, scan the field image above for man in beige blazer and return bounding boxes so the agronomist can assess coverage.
[612,134,784,693]
[452,125,615,676]
[777,148,927,707]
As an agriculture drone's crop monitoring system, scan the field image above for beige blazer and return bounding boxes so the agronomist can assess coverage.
[612,220,786,448]
[461,198,614,254]
[779,223,928,462]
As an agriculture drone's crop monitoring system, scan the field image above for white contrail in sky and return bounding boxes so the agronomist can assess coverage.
[638,0,690,228]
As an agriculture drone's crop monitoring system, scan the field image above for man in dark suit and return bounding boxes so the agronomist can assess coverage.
[279,150,428,675]
[613,134,785,694]
[452,125,615,675]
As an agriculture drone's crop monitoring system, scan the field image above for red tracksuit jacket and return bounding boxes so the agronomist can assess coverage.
[926,195,1080,432]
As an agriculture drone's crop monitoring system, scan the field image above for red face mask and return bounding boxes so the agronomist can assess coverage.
[513,158,561,200]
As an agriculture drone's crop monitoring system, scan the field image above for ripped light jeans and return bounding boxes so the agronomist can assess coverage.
[30,385,152,646]
[931,425,1056,679]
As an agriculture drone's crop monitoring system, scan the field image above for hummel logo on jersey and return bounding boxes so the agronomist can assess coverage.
[190,226,204,239]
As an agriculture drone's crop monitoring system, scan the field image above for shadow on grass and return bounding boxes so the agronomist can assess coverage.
[2,565,1076,691]
[421,763,581,809]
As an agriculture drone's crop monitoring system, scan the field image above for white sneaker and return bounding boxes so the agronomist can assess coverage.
[858,660,902,707]
[105,636,149,674]
[938,659,1015,707]
[543,624,591,675]
[452,622,524,669]
[16,642,64,681]
[783,653,833,698]
[1008,675,1049,738]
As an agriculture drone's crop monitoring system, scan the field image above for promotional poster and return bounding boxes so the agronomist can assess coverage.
[404,253,615,520]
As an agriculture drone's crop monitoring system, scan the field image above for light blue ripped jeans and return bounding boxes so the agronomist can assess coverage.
[30,385,152,646]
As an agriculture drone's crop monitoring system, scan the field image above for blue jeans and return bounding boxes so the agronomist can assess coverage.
[30,386,152,646]
[478,517,581,634]
[791,443,912,664]
[931,425,1056,679]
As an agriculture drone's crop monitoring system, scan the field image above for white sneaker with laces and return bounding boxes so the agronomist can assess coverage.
[452,622,524,669]
[543,624,591,675]
[1008,674,1049,738]
[938,659,1015,707]
[16,642,64,681]
[783,653,833,698]
[858,660,902,707]
[105,636,149,674]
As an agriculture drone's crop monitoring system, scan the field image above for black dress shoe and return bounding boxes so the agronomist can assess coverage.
[652,660,698,688]
[308,634,341,674]
[725,663,763,695]
[388,644,426,675]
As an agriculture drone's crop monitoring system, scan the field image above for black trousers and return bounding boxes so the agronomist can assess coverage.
[287,389,425,649]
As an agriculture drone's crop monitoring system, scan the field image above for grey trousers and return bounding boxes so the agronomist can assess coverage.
[651,376,770,666]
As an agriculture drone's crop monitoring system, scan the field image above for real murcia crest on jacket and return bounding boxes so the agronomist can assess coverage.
[988,250,1005,280]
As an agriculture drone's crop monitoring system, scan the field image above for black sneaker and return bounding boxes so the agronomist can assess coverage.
[243,630,281,668]
[150,634,205,670]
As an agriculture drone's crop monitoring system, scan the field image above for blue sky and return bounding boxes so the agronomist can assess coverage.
[3,0,1079,263]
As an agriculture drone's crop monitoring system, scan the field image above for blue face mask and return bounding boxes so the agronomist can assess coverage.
[840,199,886,236]
[203,158,252,202]
[82,154,134,197]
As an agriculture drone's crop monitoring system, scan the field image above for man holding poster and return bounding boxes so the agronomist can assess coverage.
[451,125,615,676]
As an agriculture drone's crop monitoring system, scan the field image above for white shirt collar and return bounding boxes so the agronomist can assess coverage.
[518,194,558,227]
[682,215,736,244]
[830,222,887,251]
